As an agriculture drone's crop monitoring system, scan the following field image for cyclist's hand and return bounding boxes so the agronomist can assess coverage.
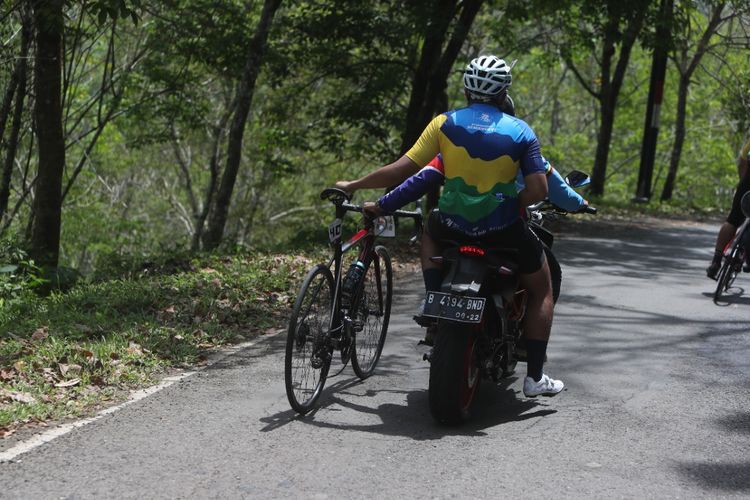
[334,180,356,195]
[363,201,384,218]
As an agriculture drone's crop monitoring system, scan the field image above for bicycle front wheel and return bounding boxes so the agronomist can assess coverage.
[285,264,335,414]
[713,239,743,304]
[351,245,392,379]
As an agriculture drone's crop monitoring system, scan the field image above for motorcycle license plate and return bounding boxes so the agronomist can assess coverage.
[422,292,485,324]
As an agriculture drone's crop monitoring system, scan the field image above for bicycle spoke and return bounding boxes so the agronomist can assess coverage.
[285,265,334,413]
[351,246,392,379]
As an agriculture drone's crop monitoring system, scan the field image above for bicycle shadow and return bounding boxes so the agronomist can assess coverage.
[702,287,750,306]
[260,375,556,440]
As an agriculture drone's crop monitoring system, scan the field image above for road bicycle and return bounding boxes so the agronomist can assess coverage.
[713,192,750,303]
[284,187,422,414]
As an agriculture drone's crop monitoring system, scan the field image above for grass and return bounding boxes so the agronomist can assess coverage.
[0,251,322,437]
[0,237,421,439]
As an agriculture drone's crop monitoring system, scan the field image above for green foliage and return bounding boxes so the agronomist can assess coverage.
[89,0,143,25]
[0,240,47,310]
[0,251,316,429]
[1,0,750,278]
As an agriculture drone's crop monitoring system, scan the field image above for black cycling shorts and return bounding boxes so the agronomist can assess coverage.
[426,209,545,274]
[727,171,750,227]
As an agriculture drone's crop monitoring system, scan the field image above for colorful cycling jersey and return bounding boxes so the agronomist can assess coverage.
[404,103,546,236]
[378,154,586,214]
[742,137,750,160]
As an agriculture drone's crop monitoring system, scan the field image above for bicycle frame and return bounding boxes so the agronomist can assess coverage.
[724,217,750,257]
[326,202,381,347]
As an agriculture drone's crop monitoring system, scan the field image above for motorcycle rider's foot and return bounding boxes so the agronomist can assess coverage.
[523,374,564,397]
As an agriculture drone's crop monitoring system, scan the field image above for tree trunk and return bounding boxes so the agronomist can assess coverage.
[0,8,31,220]
[589,10,645,196]
[661,75,689,201]
[398,0,484,211]
[29,0,66,269]
[202,0,282,251]
[591,93,616,195]
[398,0,457,156]
[192,108,231,251]
[660,2,725,201]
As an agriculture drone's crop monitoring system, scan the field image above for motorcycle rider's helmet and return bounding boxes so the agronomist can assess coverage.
[463,55,512,101]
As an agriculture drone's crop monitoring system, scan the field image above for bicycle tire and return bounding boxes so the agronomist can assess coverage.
[351,245,392,379]
[285,264,335,414]
[713,237,743,304]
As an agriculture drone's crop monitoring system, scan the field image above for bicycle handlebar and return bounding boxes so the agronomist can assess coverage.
[341,202,423,221]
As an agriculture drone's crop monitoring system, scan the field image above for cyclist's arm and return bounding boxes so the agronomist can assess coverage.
[517,136,548,207]
[336,155,420,193]
[519,173,548,207]
[336,115,444,195]
[377,155,444,213]
[548,166,587,212]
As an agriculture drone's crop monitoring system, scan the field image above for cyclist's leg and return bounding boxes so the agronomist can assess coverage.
[420,209,445,293]
[501,219,559,394]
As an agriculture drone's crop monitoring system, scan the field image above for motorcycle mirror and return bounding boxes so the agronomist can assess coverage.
[565,170,591,189]
[741,191,750,218]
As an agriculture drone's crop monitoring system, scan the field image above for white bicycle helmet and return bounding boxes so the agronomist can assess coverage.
[463,55,513,100]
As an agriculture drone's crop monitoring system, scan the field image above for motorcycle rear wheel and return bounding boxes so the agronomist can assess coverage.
[428,322,480,425]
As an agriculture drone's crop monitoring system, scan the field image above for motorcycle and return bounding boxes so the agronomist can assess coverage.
[419,170,595,424]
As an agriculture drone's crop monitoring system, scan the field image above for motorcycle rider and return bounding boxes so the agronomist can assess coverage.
[336,55,563,397]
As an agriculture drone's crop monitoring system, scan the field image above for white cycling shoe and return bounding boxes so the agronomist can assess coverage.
[523,374,564,397]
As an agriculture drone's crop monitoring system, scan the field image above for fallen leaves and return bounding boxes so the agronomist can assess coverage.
[1,427,16,439]
[54,378,81,388]
[0,388,36,404]
[58,363,82,377]
[31,326,49,342]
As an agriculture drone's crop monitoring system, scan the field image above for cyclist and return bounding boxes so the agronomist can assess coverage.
[336,55,563,397]
[366,94,587,299]
[707,136,750,279]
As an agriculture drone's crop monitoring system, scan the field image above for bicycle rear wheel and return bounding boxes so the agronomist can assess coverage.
[351,245,392,379]
[285,264,335,414]
[713,239,743,304]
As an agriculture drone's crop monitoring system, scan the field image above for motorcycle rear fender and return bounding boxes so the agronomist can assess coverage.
[439,247,519,298]
[440,253,487,295]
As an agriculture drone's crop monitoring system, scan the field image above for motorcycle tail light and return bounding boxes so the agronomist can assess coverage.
[459,245,485,257]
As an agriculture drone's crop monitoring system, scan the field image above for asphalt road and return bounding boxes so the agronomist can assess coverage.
[2,218,749,499]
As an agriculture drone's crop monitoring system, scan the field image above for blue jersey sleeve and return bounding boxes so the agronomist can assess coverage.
[519,137,547,177]
[378,155,445,213]
[548,167,586,212]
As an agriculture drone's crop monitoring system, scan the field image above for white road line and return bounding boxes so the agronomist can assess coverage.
[0,332,281,463]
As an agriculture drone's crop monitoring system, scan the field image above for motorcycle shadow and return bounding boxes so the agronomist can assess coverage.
[262,375,557,439]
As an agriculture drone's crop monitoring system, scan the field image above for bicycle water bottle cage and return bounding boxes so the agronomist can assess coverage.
[320,188,352,206]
